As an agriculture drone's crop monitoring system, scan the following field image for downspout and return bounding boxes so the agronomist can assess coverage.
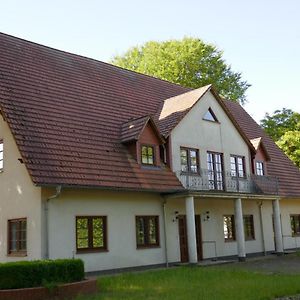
[162,199,169,267]
[258,201,266,256]
[45,185,62,259]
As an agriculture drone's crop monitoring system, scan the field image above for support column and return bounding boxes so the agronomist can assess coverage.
[234,198,246,261]
[185,196,198,264]
[273,199,284,255]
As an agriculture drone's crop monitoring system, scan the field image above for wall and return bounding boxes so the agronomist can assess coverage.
[165,196,276,262]
[280,198,300,250]
[170,91,251,175]
[43,188,167,272]
[0,116,42,261]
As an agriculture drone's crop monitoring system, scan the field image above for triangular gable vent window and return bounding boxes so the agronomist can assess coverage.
[203,108,218,122]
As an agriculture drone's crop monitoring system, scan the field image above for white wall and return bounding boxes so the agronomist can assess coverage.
[170,91,251,174]
[280,199,300,250]
[45,189,167,272]
[0,116,42,261]
[165,196,276,262]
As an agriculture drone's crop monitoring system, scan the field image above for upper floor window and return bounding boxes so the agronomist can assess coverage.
[180,148,199,174]
[76,216,107,253]
[230,155,245,178]
[136,216,159,248]
[0,139,3,171]
[141,145,154,165]
[203,108,218,122]
[256,161,264,176]
[8,218,27,255]
[207,152,224,190]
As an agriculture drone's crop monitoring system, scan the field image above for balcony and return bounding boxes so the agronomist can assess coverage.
[176,169,279,195]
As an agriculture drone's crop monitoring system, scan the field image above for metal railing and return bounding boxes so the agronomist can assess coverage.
[176,169,279,195]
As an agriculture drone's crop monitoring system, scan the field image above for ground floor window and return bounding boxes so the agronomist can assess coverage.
[223,215,235,241]
[290,215,300,236]
[244,215,255,240]
[136,216,159,248]
[76,216,107,252]
[8,218,27,255]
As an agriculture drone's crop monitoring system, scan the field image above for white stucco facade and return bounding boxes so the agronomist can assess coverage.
[0,116,42,261]
[0,90,300,273]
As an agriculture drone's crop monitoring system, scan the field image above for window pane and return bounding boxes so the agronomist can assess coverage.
[148,217,158,244]
[93,218,104,248]
[77,218,89,249]
[223,216,235,240]
[180,149,188,172]
[136,217,145,245]
[141,146,154,165]
[189,150,198,173]
[244,215,254,240]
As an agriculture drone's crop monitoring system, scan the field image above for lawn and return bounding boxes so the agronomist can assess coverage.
[78,266,300,300]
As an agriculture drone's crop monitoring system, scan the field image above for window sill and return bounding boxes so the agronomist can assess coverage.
[245,238,255,241]
[224,239,236,243]
[7,252,27,257]
[136,245,160,250]
[76,248,108,254]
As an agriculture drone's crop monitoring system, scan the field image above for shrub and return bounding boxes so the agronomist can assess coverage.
[0,259,84,290]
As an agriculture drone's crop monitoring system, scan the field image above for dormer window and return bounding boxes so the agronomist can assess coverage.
[256,161,264,176]
[141,145,154,165]
[203,108,218,122]
[0,139,3,171]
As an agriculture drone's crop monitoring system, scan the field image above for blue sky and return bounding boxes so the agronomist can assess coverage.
[1,0,299,122]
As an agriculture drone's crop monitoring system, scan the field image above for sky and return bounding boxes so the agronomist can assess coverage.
[0,0,299,122]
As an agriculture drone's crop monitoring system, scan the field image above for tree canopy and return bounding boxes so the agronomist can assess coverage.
[260,108,300,141]
[111,37,250,104]
[260,108,300,168]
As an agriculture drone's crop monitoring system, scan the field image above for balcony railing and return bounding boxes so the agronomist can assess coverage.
[176,169,279,195]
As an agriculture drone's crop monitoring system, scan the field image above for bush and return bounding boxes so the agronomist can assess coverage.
[0,259,84,290]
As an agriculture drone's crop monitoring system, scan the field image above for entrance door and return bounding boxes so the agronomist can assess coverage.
[178,215,202,262]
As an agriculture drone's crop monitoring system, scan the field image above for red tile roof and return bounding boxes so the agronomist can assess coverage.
[0,33,188,192]
[224,100,300,198]
[121,115,163,144]
[0,32,299,196]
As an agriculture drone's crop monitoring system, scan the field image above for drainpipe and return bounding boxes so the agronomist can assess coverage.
[45,185,62,259]
[162,199,169,267]
[258,201,266,256]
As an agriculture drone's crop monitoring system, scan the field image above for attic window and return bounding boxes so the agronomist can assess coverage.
[203,108,218,122]
[0,140,3,171]
[141,145,154,165]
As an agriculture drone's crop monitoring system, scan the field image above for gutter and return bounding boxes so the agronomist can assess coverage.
[44,185,62,259]
[257,201,266,256]
[162,199,169,267]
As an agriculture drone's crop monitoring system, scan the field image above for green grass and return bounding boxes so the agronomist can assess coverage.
[77,266,300,300]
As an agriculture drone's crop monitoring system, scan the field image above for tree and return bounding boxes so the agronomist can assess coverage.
[276,123,300,168]
[111,37,250,104]
[260,108,300,141]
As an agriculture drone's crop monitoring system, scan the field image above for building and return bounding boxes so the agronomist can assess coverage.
[0,32,299,272]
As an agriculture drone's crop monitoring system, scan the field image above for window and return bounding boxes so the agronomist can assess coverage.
[141,145,154,165]
[8,218,27,255]
[230,155,246,178]
[256,161,264,176]
[180,148,199,173]
[136,216,159,248]
[0,139,3,171]
[244,215,255,240]
[290,215,300,236]
[223,215,235,241]
[203,108,218,122]
[207,152,224,190]
[76,216,107,252]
